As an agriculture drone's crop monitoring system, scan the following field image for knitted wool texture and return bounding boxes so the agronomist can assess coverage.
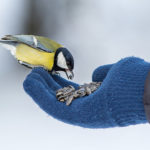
[23,57,150,128]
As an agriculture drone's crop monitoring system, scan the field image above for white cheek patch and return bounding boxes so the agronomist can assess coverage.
[57,52,68,69]
[0,43,16,56]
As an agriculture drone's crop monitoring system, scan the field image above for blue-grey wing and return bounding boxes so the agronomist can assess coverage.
[1,35,54,53]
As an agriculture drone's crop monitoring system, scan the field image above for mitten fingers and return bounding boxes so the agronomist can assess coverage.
[25,68,61,92]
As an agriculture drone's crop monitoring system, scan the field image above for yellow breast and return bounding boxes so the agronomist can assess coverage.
[15,44,55,70]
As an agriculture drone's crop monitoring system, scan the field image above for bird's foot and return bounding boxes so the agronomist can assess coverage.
[52,70,61,76]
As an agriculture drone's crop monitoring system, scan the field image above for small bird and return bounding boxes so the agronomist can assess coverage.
[0,35,74,79]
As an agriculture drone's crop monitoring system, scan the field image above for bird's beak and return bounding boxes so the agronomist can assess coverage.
[65,69,74,80]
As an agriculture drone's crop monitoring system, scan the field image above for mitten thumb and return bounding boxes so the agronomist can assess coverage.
[92,64,113,82]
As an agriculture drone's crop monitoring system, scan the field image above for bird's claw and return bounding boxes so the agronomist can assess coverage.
[52,70,61,76]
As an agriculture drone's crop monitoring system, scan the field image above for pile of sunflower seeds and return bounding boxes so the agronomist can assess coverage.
[56,82,101,105]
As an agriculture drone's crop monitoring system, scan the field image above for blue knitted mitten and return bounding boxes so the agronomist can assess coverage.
[23,57,150,128]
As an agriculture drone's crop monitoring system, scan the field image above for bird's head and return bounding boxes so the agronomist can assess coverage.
[53,47,74,79]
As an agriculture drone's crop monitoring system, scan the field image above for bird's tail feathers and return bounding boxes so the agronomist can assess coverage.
[0,40,17,56]
[0,39,16,45]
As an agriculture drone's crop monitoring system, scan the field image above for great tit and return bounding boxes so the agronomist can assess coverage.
[0,35,74,79]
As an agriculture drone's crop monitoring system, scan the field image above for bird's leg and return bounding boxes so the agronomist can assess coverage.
[51,70,61,76]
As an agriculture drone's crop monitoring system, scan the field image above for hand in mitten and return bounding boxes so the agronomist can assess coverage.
[23,57,150,128]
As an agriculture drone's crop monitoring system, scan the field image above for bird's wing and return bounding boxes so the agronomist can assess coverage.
[1,35,63,53]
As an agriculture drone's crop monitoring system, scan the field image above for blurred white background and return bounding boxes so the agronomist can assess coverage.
[0,0,150,150]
